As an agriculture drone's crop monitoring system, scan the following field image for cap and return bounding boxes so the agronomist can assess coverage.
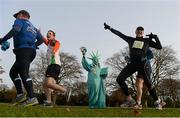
[13,10,30,19]
[136,26,144,31]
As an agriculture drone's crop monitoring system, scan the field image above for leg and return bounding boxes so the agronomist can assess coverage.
[45,64,65,92]
[16,48,36,99]
[9,61,23,95]
[116,63,136,97]
[43,77,54,102]
[142,62,166,109]
[135,78,144,105]
[44,77,66,93]
[142,62,158,101]
[10,61,27,104]
[117,63,137,107]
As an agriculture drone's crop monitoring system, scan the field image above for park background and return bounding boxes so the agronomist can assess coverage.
[0,0,180,110]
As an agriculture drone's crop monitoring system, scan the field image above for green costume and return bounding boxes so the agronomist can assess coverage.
[80,47,108,108]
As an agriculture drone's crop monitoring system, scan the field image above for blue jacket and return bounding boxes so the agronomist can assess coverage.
[1,19,43,49]
[147,48,153,60]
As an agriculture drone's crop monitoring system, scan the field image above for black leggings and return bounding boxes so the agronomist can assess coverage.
[10,48,36,97]
[116,61,158,101]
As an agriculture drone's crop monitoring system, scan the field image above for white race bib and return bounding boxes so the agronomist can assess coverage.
[132,41,144,49]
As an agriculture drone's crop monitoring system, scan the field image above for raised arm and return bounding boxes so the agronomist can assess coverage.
[104,22,131,43]
[0,19,22,44]
[148,34,162,49]
[80,47,92,71]
[82,56,92,71]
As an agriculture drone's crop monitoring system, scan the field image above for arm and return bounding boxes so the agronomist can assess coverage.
[80,47,92,71]
[149,35,162,49]
[52,40,60,54]
[0,29,19,44]
[42,36,49,45]
[82,56,92,71]
[104,22,131,43]
[0,19,23,44]
[110,28,131,43]
[35,30,45,48]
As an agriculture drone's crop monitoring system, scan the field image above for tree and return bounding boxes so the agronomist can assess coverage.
[0,59,5,85]
[58,52,83,85]
[151,46,180,88]
[158,79,180,102]
[0,58,5,77]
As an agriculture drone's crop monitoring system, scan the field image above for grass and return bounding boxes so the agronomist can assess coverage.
[0,103,180,117]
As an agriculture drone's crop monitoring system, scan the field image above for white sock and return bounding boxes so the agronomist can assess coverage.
[137,101,141,105]
[45,100,51,103]
[17,93,23,97]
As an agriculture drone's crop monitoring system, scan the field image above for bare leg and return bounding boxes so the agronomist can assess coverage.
[44,77,66,93]
[43,78,53,102]
[135,78,144,105]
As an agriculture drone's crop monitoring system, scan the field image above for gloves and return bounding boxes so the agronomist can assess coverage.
[80,47,87,56]
[0,38,3,45]
[35,46,39,49]
[124,56,130,63]
[146,33,157,39]
[104,22,111,30]
[1,41,10,51]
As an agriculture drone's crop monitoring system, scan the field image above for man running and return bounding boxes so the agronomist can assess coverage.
[42,30,71,107]
[0,10,44,106]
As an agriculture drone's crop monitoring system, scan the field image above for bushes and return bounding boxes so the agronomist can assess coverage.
[0,90,16,103]
[1,90,180,108]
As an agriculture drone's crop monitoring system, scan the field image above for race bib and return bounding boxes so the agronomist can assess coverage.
[132,41,144,49]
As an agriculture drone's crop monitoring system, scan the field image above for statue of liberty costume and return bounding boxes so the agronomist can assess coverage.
[80,47,108,108]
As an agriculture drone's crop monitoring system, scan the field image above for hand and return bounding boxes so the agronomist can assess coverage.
[104,22,111,30]
[1,41,10,51]
[0,38,3,45]
[51,50,55,55]
[35,46,39,49]
[80,47,87,56]
[151,34,157,39]
[146,33,157,39]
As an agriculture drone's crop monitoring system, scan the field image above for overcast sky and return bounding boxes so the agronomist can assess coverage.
[0,0,180,87]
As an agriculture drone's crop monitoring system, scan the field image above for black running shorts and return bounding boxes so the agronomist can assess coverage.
[45,64,61,80]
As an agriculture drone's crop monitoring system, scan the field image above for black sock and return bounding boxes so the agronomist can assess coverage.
[13,78,23,94]
[149,88,158,101]
[22,78,34,98]
[119,82,130,96]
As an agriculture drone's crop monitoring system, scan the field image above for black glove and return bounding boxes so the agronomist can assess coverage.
[151,34,157,39]
[104,22,111,30]
[146,33,157,39]
[35,46,39,49]
[124,56,130,63]
[0,38,3,45]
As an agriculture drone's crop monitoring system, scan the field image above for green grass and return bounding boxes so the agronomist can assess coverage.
[0,103,180,117]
